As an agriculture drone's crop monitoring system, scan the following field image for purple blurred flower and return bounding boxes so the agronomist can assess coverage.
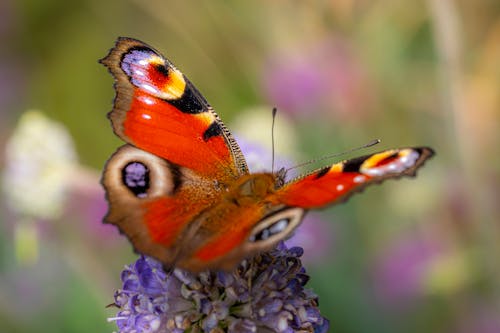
[286,213,336,265]
[235,134,296,178]
[264,57,328,116]
[109,243,329,333]
[3,111,77,220]
[371,234,443,307]
[455,303,500,333]
[65,169,120,241]
[263,37,375,121]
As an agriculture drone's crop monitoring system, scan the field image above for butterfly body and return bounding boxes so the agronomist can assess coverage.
[101,37,434,272]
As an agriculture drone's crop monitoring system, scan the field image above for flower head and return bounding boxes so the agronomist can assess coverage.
[3,110,77,219]
[2,110,77,264]
[110,243,329,333]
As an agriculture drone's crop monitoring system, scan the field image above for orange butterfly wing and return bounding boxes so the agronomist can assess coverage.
[100,37,247,181]
[100,38,249,268]
[102,145,220,265]
[275,147,434,208]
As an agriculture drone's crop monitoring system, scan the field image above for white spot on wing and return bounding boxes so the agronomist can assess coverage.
[134,69,145,77]
[140,96,155,105]
[269,219,289,234]
[336,184,344,191]
[354,175,366,183]
[141,84,158,94]
[367,169,383,176]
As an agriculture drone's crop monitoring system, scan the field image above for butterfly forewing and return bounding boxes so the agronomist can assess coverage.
[275,147,434,208]
[100,37,248,181]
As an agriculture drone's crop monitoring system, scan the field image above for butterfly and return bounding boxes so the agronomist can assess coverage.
[100,37,434,272]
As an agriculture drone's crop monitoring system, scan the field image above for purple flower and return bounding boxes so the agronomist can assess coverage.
[3,111,77,220]
[455,303,500,333]
[371,234,443,307]
[264,57,328,116]
[263,37,375,121]
[65,168,120,241]
[286,213,336,265]
[109,243,329,333]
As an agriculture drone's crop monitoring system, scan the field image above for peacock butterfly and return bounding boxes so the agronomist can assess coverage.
[100,37,434,272]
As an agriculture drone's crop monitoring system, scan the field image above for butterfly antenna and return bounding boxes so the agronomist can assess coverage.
[285,138,381,173]
[271,107,278,174]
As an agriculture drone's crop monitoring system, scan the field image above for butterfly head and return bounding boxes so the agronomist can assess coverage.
[274,167,288,188]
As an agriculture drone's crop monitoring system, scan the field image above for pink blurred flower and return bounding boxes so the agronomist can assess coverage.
[286,213,337,265]
[264,58,327,116]
[235,134,294,174]
[371,233,444,307]
[455,303,500,333]
[263,37,375,121]
[64,167,120,241]
[2,111,121,260]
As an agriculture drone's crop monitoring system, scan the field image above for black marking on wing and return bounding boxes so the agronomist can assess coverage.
[203,122,223,141]
[169,85,205,114]
[169,164,183,194]
[414,147,425,156]
[155,63,169,76]
[314,166,331,179]
[121,161,150,198]
[385,152,400,161]
[343,155,368,172]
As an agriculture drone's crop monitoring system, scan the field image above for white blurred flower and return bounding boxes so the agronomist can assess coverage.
[3,110,77,219]
[230,105,300,161]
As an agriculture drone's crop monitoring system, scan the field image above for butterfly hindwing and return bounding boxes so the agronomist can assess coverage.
[102,145,218,263]
[176,192,305,271]
[100,37,247,181]
[275,147,434,208]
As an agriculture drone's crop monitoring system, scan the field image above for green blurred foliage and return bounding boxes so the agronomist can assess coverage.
[1,1,499,332]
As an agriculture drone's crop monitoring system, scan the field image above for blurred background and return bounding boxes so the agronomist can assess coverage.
[1,0,499,332]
